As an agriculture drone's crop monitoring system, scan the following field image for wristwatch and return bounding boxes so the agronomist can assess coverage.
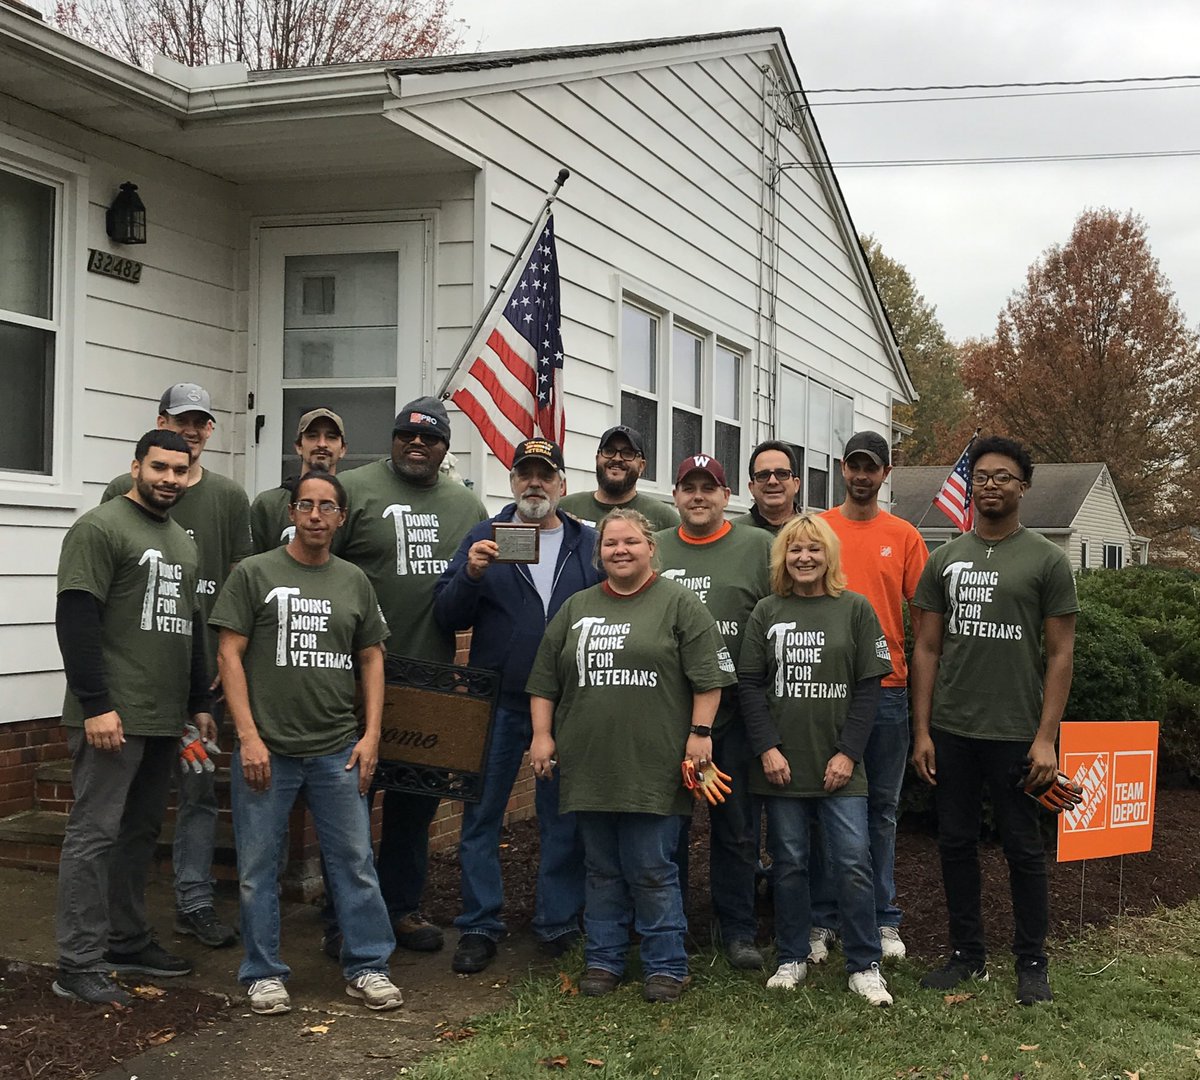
[689,725,713,737]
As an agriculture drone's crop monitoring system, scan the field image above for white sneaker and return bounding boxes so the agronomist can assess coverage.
[346,971,404,1011]
[766,961,807,989]
[247,977,291,1015]
[807,926,837,964]
[880,926,907,961]
[848,962,893,1007]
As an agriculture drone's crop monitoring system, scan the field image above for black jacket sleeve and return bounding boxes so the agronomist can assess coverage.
[56,590,113,718]
[188,613,214,717]
[834,677,883,763]
[738,670,781,756]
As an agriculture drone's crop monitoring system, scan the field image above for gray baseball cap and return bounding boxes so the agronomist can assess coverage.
[159,383,214,422]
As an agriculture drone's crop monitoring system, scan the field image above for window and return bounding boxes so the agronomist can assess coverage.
[0,166,58,475]
[1080,538,1090,569]
[619,298,746,492]
[1103,543,1124,570]
[777,366,855,511]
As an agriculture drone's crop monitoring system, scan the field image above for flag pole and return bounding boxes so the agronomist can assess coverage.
[437,168,571,401]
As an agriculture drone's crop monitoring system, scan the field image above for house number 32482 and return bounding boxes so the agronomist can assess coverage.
[87,248,143,284]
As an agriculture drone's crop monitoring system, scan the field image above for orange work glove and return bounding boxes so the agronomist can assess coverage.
[680,760,733,806]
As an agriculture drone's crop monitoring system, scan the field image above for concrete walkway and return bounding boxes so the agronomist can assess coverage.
[2,866,555,1079]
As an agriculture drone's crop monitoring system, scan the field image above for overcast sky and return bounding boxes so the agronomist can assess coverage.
[450,0,1200,342]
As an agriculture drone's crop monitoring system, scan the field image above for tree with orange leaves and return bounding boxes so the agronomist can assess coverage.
[960,208,1200,562]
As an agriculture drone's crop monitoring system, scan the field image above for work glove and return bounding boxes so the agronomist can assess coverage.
[179,723,217,775]
[681,759,733,806]
[1011,757,1082,814]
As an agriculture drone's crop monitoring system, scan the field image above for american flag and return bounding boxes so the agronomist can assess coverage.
[450,214,565,468]
[934,439,975,531]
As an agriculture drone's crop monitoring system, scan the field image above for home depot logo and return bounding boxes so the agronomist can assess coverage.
[1062,751,1154,833]
[1062,753,1108,832]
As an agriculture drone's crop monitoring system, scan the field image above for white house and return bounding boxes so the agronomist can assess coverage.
[889,462,1150,570]
[0,12,913,771]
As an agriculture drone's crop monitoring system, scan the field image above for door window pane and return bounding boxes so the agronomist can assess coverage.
[621,390,657,481]
[0,170,54,319]
[622,303,657,392]
[832,392,854,457]
[808,382,831,454]
[672,327,702,408]
[808,451,829,510]
[0,322,53,473]
[283,252,398,379]
[716,346,741,419]
[671,408,702,472]
[779,367,806,443]
[280,386,397,478]
[716,420,740,494]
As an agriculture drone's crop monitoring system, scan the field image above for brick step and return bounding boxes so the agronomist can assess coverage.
[34,760,235,816]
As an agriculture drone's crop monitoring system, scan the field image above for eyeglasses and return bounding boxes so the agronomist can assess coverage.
[599,447,640,462]
[395,430,445,445]
[751,468,797,483]
[970,470,1023,488]
[292,499,343,515]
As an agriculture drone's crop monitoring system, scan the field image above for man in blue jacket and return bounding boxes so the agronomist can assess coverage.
[434,438,601,974]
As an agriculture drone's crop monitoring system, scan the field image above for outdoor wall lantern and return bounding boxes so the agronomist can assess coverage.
[105,182,147,244]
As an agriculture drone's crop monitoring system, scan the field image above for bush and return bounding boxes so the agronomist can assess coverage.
[1066,599,1164,722]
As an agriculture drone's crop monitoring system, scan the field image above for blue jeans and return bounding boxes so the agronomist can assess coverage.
[455,705,584,942]
[173,700,223,913]
[231,744,395,984]
[767,794,879,974]
[810,687,909,929]
[576,812,688,980]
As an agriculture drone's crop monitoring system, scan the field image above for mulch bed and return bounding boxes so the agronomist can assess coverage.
[4,788,1197,1080]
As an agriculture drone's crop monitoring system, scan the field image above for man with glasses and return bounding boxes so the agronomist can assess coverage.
[251,409,347,553]
[811,431,928,966]
[434,438,599,974]
[333,397,488,953]
[558,425,679,531]
[655,454,772,970]
[910,435,1077,1006]
[213,470,404,1015]
[102,383,251,949]
[732,441,803,534]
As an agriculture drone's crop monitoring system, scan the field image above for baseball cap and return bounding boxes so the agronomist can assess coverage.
[159,383,214,422]
[842,430,891,467]
[295,408,345,441]
[512,438,565,473]
[597,425,645,456]
[393,396,451,445]
[674,453,728,488]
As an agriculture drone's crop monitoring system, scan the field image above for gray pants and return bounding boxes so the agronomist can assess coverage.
[173,765,218,913]
[56,729,176,972]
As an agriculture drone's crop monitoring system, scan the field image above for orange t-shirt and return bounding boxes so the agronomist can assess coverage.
[820,507,928,687]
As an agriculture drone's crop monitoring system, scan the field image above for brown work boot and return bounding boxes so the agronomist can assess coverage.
[642,974,689,1002]
[579,967,621,997]
[393,912,444,952]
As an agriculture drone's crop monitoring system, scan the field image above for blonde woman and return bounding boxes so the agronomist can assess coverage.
[738,514,894,1005]
[527,509,735,1003]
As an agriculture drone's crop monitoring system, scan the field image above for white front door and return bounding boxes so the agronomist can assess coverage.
[253,221,428,493]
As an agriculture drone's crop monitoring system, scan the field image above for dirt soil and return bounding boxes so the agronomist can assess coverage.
[4,788,1197,1080]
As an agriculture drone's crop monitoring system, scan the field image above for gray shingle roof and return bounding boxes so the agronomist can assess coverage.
[889,463,1106,530]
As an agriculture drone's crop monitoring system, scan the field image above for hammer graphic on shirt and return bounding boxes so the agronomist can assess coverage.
[766,621,798,698]
[383,504,412,576]
[571,617,606,688]
[265,587,301,666]
[138,548,163,630]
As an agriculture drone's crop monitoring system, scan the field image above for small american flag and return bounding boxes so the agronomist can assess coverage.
[451,214,565,468]
[934,439,975,531]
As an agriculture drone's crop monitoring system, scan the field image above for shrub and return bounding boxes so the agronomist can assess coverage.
[1066,600,1164,722]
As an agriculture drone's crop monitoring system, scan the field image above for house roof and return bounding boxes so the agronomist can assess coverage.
[890,463,1108,530]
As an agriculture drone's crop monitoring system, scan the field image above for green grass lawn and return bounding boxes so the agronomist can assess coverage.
[409,902,1200,1079]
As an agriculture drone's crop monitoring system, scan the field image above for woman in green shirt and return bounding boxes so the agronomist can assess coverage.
[739,514,894,1005]
[527,509,735,1003]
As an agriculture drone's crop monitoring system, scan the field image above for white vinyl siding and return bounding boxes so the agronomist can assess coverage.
[1069,468,1136,572]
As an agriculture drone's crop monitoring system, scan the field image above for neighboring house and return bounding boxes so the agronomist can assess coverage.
[0,10,915,864]
[890,463,1150,570]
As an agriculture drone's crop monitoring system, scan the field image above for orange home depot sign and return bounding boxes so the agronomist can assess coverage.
[1057,721,1159,862]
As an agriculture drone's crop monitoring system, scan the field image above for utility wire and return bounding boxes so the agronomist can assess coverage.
[807,83,1200,107]
[781,148,1200,170]
[802,74,1200,94]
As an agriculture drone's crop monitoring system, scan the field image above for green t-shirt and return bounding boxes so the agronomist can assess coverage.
[58,497,200,736]
[209,547,389,757]
[653,524,772,730]
[558,490,680,531]
[913,528,1079,741]
[525,577,737,816]
[104,468,252,670]
[250,486,293,554]
[740,591,892,798]
[336,459,488,663]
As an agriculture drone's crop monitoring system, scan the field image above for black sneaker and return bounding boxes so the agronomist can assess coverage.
[919,952,989,990]
[725,939,766,971]
[451,933,497,974]
[322,929,343,961]
[175,906,237,948]
[52,971,132,1006]
[1016,960,1053,1005]
[393,912,444,952]
[541,930,583,958]
[103,939,192,978]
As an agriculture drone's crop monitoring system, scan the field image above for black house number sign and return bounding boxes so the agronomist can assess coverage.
[87,248,143,284]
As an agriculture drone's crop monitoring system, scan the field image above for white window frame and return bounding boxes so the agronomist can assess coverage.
[775,361,857,512]
[1103,542,1124,570]
[0,132,87,508]
[616,280,751,499]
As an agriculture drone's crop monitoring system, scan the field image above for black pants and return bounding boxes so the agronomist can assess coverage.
[932,728,1048,967]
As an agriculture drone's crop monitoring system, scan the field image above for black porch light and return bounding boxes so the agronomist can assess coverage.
[105,182,147,245]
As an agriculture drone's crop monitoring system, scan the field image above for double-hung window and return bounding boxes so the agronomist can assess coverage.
[777,364,855,511]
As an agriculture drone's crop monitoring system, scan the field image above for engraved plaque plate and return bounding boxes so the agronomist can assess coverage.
[492,522,541,563]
